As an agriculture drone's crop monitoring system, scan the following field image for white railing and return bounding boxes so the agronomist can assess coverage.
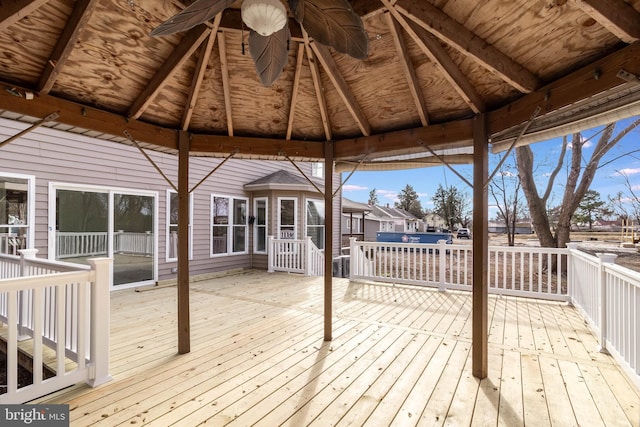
[57,231,153,259]
[0,234,26,256]
[268,236,324,276]
[349,239,569,301]
[568,245,640,389]
[0,250,112,403]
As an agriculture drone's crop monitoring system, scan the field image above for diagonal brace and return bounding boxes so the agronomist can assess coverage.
[282,152,325,197]
[418,140,473,188]
[0,111,59,149]
[124,130,178,192]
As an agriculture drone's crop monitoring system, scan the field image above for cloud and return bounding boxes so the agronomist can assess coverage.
[342,184,368,192]
[567,135,593,149]
[615,168,640,176]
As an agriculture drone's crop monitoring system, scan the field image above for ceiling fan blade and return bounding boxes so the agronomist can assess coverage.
[150,0,234,37]
[289,0,369,59]
[249,26,291,87]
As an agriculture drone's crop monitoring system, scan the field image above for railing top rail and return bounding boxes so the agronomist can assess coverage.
[603,262,640,285]
[0,270,94,291]
[351,240,570,254]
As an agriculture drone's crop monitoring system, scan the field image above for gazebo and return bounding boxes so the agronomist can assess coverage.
[1,0,639,382]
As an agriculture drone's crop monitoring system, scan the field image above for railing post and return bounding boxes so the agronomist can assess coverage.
[86,257,113,387]
[349,237,357,279]
[596,252,617,354]
[267,236,274,273]
[306,237,313,276]
[17,249,39,340]
[566,243,578,303]
[438,240,447,291]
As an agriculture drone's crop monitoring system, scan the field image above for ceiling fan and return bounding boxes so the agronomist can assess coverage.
[150,0,369,87]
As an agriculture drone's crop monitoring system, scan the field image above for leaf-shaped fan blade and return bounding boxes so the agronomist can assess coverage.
[150,0,234,37]
[249,26,291,87]
[289,0,369,59]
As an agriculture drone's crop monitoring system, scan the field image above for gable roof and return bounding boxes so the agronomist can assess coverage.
[244,169,321,192]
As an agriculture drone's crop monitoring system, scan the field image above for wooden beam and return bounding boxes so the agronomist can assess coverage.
[177,130,190,354]
[37,0,100,94]
[128,24,211,119]
[189,133,325,159]
[286,43,306,140]
[0,0,49,31]
[393,0,541,93]
[472,113,488,379]
[334,118,474,160]
[182,15,222,131]
[303,30,332,141]
[310,42,372,136]
[324,140,334,341]
[488,41,640,137]
[384,11,429,126]
[0,81,178,151]
[572,0,640,43]
[218,31,234,137]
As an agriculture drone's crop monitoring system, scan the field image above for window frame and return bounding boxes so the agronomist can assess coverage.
[305,198,325,250]
[210,194,248,257]
[166,189,193,262]
[253,197,268,254]
[0,172,35,253]
[277,197,297,240]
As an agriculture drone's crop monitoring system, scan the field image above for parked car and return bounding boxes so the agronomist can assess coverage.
[457,228,471,239]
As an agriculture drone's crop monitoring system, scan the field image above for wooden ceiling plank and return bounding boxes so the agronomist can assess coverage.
[572,0,640,43]
[218,31,233,137]
[310,42,372,136]
[392,0,541,93]
[0,0,49,31]
[128,24,211,119]
[384,11,430,126]
[302,30,332,141]
[182,15,222,131]
[488,41,640,136]
[286,43,306,140]
[37,0,101,94]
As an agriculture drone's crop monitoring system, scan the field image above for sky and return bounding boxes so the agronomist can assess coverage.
[341,117,640,219]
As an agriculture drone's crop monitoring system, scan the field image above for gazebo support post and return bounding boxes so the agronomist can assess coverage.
[178,130,191,354]
[472,113,488,378]
[324,140,334,341]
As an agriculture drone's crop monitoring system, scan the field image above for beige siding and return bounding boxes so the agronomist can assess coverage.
[0,118,341,283]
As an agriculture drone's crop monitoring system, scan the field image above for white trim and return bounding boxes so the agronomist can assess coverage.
[48,182,158,290]
[0,172,35,251]
[253,197,268,254]
[277,197,297,240]
[305,197,325,250]
[210,194,249,257]
[165,189,193,262]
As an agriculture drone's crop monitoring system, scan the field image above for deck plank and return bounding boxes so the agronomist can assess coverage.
[25,270,638,427]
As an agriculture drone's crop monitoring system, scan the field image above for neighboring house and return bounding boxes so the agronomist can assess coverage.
[0,118,341,289]
[340,200,428,242]
[368,204,422,233]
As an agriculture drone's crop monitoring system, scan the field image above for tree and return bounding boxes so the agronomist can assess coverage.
[609,172,640,224]
[368,188,378,206]
[573,190,605,230]
[516,118,640,249]
[395,184,423,218]
[489,164,526,246]
[432,185,468,231]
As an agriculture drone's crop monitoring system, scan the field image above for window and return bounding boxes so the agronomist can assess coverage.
[278,198,297,239]
[211,195,247,256]
[254,198,268,254]
[166,190,193,262]
[311,162,324,178]
[0,173,34,255]
[306,199,324,250]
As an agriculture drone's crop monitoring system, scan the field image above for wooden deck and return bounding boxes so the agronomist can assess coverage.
[34,270,639,426]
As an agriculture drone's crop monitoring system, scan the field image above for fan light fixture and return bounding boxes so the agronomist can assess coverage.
[241,0,288,37]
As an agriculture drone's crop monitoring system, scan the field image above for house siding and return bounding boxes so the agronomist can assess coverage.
[0,118,341,284]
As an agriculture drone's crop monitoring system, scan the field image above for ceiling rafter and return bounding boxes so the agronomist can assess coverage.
[286,43,306,140]
[37,0,100,94]
[181,15,222,131]
[217,31,234,137]
[571,0,640,43]
[128,24,211,120]
[0,0,49,31]
[302,30,332,141]
[392,0,541,93]
[384,11,429,126]
[310,42,372,136]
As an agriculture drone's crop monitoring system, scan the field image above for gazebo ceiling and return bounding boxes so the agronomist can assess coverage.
[0,0,639,162]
